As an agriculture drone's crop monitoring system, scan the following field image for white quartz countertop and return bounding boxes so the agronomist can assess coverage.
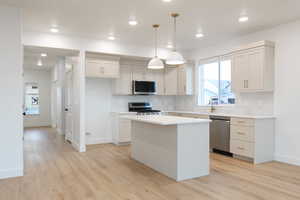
[165,111,275,119]
[121,115,211,126]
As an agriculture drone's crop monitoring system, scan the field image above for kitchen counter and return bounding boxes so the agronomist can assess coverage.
[125,114,210,181]
[165,111,275,119]
[121,115,211,126]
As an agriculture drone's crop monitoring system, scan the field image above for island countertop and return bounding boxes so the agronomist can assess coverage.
[121,115,211,126]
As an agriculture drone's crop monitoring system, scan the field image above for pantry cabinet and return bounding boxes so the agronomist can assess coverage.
[232,41,275,92]
[86,58,120,78]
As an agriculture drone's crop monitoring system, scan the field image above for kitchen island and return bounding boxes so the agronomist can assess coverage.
[121,115,211,181]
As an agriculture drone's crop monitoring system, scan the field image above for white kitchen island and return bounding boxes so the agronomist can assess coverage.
[122,115,211,181]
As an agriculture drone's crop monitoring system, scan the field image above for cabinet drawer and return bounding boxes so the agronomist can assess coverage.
[231,125,254,142]
[230,139,254,158]
[231,118,254,126]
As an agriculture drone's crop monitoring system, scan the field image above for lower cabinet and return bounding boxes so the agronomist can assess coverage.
[230,117,275,164]
[112,113,133,145]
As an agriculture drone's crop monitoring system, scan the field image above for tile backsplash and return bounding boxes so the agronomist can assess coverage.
[175,92,274,115]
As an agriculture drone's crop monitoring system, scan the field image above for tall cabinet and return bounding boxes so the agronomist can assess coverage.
[232,41,275,92]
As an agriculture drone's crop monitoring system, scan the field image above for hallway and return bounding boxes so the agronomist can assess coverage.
[0,127,300,200]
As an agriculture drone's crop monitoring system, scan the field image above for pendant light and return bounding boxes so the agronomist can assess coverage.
[148,24,164,69]
[166,13,186,66]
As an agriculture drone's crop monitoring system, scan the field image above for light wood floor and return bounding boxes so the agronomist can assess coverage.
[1,127,300,200]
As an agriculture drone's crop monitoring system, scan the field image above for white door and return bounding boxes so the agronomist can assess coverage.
[65,69,73,143]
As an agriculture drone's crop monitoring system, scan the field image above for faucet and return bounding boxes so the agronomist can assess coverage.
[210,97,216,113]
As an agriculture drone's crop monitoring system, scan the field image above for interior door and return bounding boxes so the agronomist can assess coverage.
[65,69,73,143]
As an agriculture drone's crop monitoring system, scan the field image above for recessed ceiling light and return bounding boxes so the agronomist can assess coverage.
[37,60,43,66]
[239,16,249,23]
[129,20,138,26]
[195,33,204,38]
[50,27,59,33]
[108,36,116,40]
[167,44,173,49]
[41,53,47,57]
[163,0,172,2]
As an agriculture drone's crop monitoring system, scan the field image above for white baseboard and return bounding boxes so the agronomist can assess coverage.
[275,154,300,166]
[86,137,112,145]
[0,168,23,180]
[72,141,86,152]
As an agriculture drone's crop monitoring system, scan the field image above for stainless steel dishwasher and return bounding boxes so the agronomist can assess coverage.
[209,116,233,156]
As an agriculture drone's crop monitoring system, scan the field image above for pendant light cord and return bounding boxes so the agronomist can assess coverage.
[174,16,177,51]
[155,27,158,57]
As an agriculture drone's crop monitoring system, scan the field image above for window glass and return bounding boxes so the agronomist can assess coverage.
[198,58,235,106]
[25,83,40,115]
[220,60,235,104]
[199,61,219,105]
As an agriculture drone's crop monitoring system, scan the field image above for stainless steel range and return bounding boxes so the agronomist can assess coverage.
[128,102,161,115]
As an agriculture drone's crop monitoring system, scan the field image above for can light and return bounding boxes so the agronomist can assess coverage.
[239,16,249,23]
[129,20,138,26]
[108,36,116,40]
[50,27,59,33]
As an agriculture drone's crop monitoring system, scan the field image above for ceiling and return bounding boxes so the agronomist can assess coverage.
[24,46,78,71]
[2,0,300,51]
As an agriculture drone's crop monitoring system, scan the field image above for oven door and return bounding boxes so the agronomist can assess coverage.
[133,81,156,95]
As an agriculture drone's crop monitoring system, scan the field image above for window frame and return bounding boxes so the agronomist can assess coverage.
[197,55,235,107]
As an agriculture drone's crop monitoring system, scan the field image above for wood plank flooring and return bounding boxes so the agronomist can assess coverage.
[1,127,300,200]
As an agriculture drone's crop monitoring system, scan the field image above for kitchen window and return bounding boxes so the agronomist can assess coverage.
[25,83,40,115]
[198,57,235,106]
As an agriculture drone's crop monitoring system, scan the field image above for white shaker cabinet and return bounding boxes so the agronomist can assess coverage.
[177,64,193,95]
[112,113,135,145]
[148,69,165,95]
[164,67,178,95]
[113,65,132,95]
[230,117,275,164]
[232,41,275,92]
[86,58,120,78]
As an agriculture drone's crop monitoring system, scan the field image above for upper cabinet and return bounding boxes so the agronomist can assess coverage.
[177,63,194,96]
[113,65,132,95]
[111,58,194,96]
[232,41,275,92]
[86,57,120,78]
[164,66,178,95]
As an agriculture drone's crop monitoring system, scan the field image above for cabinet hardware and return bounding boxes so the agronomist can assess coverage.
[237,132,245,135]
[237,147,245,150]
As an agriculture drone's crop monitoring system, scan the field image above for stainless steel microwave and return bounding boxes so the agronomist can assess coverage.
[132,80,156,95]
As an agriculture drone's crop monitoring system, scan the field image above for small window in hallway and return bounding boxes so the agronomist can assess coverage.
[25,83,40,115]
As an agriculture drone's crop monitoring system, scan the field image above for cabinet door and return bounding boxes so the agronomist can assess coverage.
[164,67,178,95]
[232,53,249,91]
[177,66,187,95]
[119,119,131,143]
[113,65,132,95]
[103,61,120,78]
[132,66,146,81]
[150,70,165,95]
[248,49,264,90]
[86,60,119,78]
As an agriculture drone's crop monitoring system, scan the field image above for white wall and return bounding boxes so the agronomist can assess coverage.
[24,69,51,127]
[85,78,176,145]
[0,6,23,179]
[184,19,300,166]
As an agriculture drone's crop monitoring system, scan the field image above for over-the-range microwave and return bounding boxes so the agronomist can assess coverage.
[132,80,156,95]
